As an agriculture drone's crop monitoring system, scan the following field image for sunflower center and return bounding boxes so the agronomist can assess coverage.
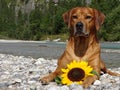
[68,68,85,81]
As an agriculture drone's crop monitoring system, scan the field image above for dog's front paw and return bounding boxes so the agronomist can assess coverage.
[82,76,97,88]
[82,81,91,88]
[40,76,50,85]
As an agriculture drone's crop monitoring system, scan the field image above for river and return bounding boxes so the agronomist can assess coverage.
[0,40,120,68]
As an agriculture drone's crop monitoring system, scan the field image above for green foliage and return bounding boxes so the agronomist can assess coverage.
[0,0,120,41]
[55,76,62,84]
[91,0,120,41]
[104,5,120,41]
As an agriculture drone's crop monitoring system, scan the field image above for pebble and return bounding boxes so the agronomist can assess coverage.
[61,86,69,90]
[0,54,120,90]
[44,85,60,90]
[13,78,22,83]
[69,83,84,90]
[93,80,101,85]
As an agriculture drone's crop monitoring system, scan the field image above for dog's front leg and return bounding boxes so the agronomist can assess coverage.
[82,61,100,88]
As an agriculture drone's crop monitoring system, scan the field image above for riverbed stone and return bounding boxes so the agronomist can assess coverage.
[69,83,84,90]
[0,54,120,90]
[93,80,101,86]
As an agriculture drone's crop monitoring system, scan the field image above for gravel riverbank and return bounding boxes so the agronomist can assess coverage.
[0,54,120,90]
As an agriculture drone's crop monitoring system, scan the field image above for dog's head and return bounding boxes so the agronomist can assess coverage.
[63,7,105,37]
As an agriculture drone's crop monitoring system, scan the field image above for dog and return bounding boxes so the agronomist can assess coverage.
[40,7,120,88]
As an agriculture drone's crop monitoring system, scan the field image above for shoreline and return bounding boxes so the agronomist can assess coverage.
[0,39,120,43]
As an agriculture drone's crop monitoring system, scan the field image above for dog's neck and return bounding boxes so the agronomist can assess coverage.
[69,32,99,57]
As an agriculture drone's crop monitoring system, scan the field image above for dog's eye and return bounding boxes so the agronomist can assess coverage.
[86,16,92,19]
[72,15,78,19]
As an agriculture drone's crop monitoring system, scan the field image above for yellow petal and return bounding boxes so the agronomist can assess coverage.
[79,81,83,84]
[88,73,94,76]
[61,74,67,78]
[62,77,72,85]
[67,80,72,85]
[79,61,88,67]
[61,69,69,73]
[67,64,73,69]
[85,66,93,75]
[73,60,77,64]
[76,81,83,85]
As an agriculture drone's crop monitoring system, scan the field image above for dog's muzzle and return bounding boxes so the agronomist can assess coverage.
[74,22,88,37]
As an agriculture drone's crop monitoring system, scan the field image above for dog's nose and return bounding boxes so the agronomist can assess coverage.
[76,22,83,29]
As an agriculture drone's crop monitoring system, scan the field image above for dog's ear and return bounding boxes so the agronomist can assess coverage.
[62,11,71,28]
[94,9,105,30]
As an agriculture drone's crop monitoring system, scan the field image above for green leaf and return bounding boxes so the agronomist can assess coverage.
[91,70,99,77]
[55,76,62,84]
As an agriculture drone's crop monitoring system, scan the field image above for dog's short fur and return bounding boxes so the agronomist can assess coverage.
[40,7,120,88]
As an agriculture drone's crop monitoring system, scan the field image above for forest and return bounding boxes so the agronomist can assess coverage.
[0,0,120,41]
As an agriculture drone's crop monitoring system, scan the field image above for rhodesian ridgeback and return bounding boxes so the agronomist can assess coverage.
[40,7,120,88]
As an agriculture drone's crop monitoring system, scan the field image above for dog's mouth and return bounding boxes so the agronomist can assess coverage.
[74,28,89,37]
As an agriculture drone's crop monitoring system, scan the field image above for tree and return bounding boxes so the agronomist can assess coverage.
[91,0,120,41]
[0,0,120,41]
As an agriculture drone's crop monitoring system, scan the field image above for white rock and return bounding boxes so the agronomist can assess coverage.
[49,82,57,85]
[45,85,60,90]
[101,74,108,78]
[93,80,101,85]
[37,58,46,62]
[114,77,120,81]
[28,80,36,84]
[69,83,83,90]
[1,75,10,80]
[8,85,13,88]
[14,78,22,83]
[105,83,112,88]
[114,87,120,90]
[35,60,42,65]
[60,86,69,90]
[101,78,110,84]
[89,85,96,90]
[36,85,43,90]
[30,85,36,90]
[4,71,10,75]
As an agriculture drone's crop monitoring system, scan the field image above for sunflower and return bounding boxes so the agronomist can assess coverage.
[61,60,94,85]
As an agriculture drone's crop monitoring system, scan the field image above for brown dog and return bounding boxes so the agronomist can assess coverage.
[40,7,120,88]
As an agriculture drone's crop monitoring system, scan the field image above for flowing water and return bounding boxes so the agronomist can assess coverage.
[0,40,120,68]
